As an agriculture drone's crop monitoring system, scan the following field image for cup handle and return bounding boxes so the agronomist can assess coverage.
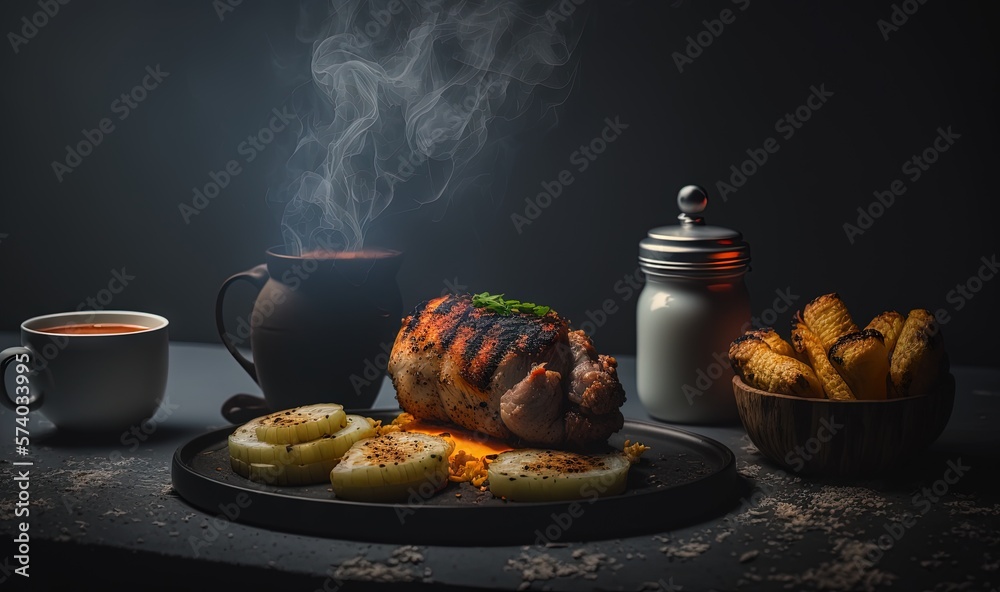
[1,347,45,412]
[215,264,269,383]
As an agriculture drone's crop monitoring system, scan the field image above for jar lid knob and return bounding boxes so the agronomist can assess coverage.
[677,185,708,225]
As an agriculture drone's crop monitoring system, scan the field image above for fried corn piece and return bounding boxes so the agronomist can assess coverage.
[370,411,416,436]
[448,450,489,486]
[729,334,823,398]
[865,311,905,354]
[623,440,651,464]
[747,328,798,358]
[802,293,859,351]
[791,317,855,400]
[889,309,945,398]
[829,329,889,400]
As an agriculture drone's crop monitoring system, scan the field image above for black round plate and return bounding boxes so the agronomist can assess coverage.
[171,410,739,545]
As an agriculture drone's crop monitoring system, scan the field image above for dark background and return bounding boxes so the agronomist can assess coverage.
[1,0,998,365]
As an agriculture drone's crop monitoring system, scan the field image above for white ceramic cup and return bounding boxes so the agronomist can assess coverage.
[1,311,169,432]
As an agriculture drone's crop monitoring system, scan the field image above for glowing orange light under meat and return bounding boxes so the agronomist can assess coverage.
[403,420,512,459]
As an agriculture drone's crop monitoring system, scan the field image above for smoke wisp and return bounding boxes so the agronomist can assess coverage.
[272,0,585,253]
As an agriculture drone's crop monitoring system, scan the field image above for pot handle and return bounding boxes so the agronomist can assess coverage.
[0,347,45,412]
[215,264,269,382]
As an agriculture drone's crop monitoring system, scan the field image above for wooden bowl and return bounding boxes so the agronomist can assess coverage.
[732,374,955,476]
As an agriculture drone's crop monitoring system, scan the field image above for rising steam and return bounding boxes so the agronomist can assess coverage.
[272,0,584,253]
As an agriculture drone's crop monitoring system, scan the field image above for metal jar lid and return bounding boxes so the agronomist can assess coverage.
[639,185,751,279]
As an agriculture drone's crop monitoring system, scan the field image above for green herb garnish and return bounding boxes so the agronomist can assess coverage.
[471,292,551,317]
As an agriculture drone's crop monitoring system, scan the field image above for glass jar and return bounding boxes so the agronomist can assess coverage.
[636,186,751,424]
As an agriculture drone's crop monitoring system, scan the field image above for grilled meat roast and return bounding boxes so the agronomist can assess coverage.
[387,294,626,448]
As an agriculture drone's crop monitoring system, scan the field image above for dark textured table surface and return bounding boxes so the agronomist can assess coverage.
[1,332,998,591]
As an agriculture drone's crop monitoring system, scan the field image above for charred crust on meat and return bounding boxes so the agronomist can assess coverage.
[461,319,493,367]
[403,312,420,334]
[391,293,626,449]
[563,407,624,449]
[401,294,567,392]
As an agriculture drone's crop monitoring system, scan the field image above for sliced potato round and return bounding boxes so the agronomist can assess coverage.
[230,456,340,486]
[487,449,631,502]
[253,404,347,445]
[330,432,454,502]
[230,414,374,467]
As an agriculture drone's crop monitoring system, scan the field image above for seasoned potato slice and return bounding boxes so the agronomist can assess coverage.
[487,449,630,502]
